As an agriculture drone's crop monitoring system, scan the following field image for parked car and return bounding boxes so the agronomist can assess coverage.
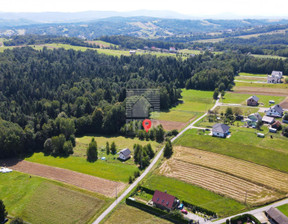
[178,203,184,209]
[181,209,188,214]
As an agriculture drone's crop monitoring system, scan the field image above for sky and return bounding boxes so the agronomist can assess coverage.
[0,0,288,18]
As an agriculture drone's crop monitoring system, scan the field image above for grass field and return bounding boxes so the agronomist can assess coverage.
[174,128,288,173]
[0,172,110,224]
[238,72,268,77]
[251,54,287,60]
[26,135,161,182]
[103,204,172,224]
[214,105,260,115]
[221,92,285,106]
[26,152,138,182]
[277,204,288,217]
[235,81,288,89]
[143,175,247,217]
[151,89,215,123]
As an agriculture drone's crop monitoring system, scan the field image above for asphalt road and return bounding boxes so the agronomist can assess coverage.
[92,99,219,224]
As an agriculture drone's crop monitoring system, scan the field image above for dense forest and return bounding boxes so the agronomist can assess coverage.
[0,45,288,159]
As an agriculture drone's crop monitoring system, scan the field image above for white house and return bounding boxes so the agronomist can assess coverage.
[267,71,283,84]
[212,123,230,138]
[118,148,131,160]
[265,104,284,117]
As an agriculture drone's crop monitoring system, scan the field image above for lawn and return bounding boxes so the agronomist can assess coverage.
[214,105,260,116]
[143,175,247,217]
[0,172,110,224]
[251,54,287,60]
[235,81,288,89]
[221,92,285,106]
[151,89,215,123]
[26,135,161,182]
[238,72,268,77]
[103,204,172,224]
[174,128,288,172]
[25,152,138,182]
[277,204,288,216]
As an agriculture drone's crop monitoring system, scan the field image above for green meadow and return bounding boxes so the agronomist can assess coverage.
[174,128,288,172]
[151,89,215,123]
[143,175,247,217]
[0,172,110,224]
[277,204,288,217]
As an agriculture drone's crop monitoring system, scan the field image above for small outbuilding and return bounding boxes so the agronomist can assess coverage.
[118,148,131,161]
[212,123,230,138]
[257,133,265,138]
[262,116,275,124]
[265,207,288,224]
[247,96,259,106]
[269,127,277,133]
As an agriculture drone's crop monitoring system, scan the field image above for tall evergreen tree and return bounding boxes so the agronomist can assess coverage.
[110,141,117,155]
[0,199,7,223]
[87,138,98,162]
[164,139,173,158]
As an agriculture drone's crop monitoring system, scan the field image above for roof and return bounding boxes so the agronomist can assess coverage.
[272,121,282,128]
[119,148,131,157]
[266,207,288,224]
[152,190,176,209]
[262,116,275,123]
[270,104,283,114]
[248,95,259,102]
[249,113,262,121]
[271,71,283,76]
[212,123,230,133]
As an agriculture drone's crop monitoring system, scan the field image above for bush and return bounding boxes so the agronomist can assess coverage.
[129,176,133,184]
[230,214,261,224]
[0,200,7,223]
[10,217,24,224]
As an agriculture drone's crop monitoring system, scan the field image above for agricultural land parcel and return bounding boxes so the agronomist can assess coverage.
[151,89,215,130]
[277,203,288,217]
[159,146,287,206]
[0,171,111,224]
[26,135,161,183]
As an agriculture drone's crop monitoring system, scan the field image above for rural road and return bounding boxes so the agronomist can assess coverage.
[93,98,219,224]
[212,198,288,224]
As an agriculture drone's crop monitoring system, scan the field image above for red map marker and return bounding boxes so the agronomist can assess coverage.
[142,119,152,132]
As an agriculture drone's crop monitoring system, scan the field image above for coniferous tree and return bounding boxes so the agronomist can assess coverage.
[164,139,173,158]
[110,141,117,155]
[0,199,7,223]
[87,138,98,162]
[106,141,110,155]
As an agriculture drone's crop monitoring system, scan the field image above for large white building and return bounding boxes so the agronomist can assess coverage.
[267,71,283,84]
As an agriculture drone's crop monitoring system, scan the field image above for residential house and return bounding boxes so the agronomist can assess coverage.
[118,148,131,160]
[265,207,288,224]
[266,104,284,117]
[262,116,275,124]
[212,123,230,138]
[267,71,283,84]
[152,190,178,212]
[247,95,259,106]
[129,50,136,55]
[248,113,262,122]
[272,121,282,130]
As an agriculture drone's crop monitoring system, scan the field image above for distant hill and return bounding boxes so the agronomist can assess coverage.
[1,15,288,40]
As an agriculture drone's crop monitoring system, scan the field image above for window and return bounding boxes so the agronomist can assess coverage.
[166,202,169,206]
[157,198,159,201]
[162,200,165,203]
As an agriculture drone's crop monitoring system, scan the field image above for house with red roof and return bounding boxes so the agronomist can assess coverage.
[152,190,179,211]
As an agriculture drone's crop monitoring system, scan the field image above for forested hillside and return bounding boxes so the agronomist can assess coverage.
[0,46,287,159]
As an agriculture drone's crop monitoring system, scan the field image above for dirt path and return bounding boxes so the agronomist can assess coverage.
[0,160,126,198]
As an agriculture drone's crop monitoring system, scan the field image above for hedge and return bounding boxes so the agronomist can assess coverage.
[182,200,216,217]
[229,214,261,224]
[126,198,189,224]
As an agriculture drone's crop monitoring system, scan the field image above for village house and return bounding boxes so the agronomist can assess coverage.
[129,50,136,55]
[152,190,179,212]
[248,113,262,122]
[246,95,259,106]
[118,148,131,161]
[212,123,230,138]
[267,71,283,84]
[266,104,284,117]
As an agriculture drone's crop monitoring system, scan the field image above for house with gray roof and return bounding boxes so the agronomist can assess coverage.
[118,148,131,161]
[212,123,230,138]
[266,207,288,224]
[266,104,284,117]
[247,95,259,106]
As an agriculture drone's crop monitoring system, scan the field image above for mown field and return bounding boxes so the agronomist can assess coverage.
[221,92,285,106]
[143,175,247,217]
[0,172,110,224]
[277,204,288,217]
[151,89,215,123]
[103,204,172,224]
[26,135,160,182]
[159,146,287,205]
[174,128,288,172]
